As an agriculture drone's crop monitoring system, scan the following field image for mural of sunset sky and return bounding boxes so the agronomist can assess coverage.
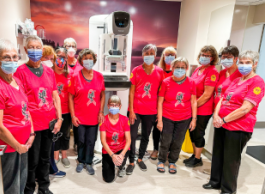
[30,0,181,67]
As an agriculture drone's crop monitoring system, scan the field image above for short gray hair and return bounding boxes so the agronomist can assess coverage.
[108,95,121,105]
[63,37,77,48]
[142,44,157,55]
[55,47,67,55]
[239,50,259,64]
[0,39,17,56]
[171,56,189,68]
[25,35,43,48]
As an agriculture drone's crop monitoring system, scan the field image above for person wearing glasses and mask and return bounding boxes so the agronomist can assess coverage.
[69,49,105,175]
[100,95,131,183]
[14,35,62,194]
[127,44,164,174]
[203,50,264,194]
[157,57,197,174]
[185,45,219,168]
[0,39,34,194]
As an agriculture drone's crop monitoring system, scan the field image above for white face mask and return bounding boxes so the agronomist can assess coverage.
[67,47,76,57]
[42,60,53,68]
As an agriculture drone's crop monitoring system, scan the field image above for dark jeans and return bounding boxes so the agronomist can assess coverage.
[190,115,212,148]
[210,127,252,193]
[73,125,78,146]
[54,113,71,151]
[1,152,28,194]
[49,142,58,174]
[102,150,129,183]
[152,121,160,151]
[127,112,156,163]
[25,129,53,194]
[77,124,98,165]
[158,117,191,163]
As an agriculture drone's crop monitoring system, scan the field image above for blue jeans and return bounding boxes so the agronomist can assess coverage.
[49,142,58,174]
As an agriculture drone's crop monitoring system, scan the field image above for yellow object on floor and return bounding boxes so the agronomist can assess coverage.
[182,130,193,154]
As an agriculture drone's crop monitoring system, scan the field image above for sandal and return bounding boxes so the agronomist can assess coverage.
[157,161,165,173]
[151,150,158,160]
[168,163,177,174]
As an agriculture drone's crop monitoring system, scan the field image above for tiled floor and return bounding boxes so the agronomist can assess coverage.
[46,134,265,194]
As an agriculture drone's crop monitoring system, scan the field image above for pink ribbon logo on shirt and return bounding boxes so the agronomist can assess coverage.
[217,85,222,97]
[38,87,49,108]
[112,132,119,145]
[57,83,64,97]
[175,92,184,107]
[21,101,29,125]
[142,82,151,98]
[87,89,96,106]
[223,92,233,106]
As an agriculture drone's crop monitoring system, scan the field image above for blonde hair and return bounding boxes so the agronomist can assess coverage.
[171,57,189,69]
[63,37,77,48]
[108,95,121,105]
[43,45,56,63]
[158,46,177,70]
[197,45,219,66]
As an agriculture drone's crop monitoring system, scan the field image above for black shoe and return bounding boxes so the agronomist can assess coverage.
[126,164,135,175]
[38,189,53,194]
[220,192,236,194]
[137,160,147,171]
[185,157,203,167]
[203,182,220,190]
[183,154,195,164]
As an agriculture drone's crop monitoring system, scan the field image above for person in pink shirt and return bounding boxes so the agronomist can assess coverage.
[150,46,177,160]
[0,39,34,194]
[126,44,164,174]
[186,45,219,168]
[214,46,241,107]
[100,95,131,183]
[69,48,105,175]
[156,57,197,174]
[14,35,62,194]
[203,50,265,194]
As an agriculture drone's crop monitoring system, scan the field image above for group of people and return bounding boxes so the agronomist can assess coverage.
[0,35,264,194]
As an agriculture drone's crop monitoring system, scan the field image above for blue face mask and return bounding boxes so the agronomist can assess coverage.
[221,58,234,68]
[238,64,252,76]
[173,68,186,78]
[199,56,211,66]
[164,55,175,65]
[27,49,43,62]
[109,107,120,115]
[144,55,155,65]
[1,61,19,74]
[83,59,94,70]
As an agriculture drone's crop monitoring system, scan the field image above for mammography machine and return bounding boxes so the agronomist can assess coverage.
[89,11,133,153]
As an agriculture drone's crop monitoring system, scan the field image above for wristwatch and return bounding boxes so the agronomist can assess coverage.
[30,133,36,137]
[58,118,64,121]
[222,117,227,124]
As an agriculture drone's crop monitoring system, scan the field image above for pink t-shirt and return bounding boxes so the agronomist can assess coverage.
[14,64,57,131]
[159,77,196,121]
[0,77,31,153]
[191,65,219,115]
[164,71,173,79]
[69,61,83,75]
[130,65,164,115]
[100,114,130,154]
[69,70,105,125]
[214,69,241,107]
[219,76,265,132]
[55,71,72,114]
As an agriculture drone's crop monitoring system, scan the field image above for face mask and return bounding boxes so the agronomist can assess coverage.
[27,49,43,62]
[55,58,66,68]
[83,59,94,70]
[199,56,211,66]
[1,61,19,74]
[221,58,234,68]
[144,55,155,65]
[42,60,53,68]
[164,55,175,65]
[67,47,76,58]
[238,64,252,76]
[173,68,186,78]
[109,107,120,115]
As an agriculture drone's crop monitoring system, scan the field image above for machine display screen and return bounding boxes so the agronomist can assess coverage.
[114,12,129,28]
[116,21,126,27]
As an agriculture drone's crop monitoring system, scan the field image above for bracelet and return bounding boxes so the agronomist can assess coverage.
[30,133,36,137]
[192,117,197,120]
[58,117,64,121]
[72,115,76,119]
[222,117,227,124]
[110,153,114,158]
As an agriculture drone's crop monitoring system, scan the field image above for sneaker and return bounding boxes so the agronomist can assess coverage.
[150,150,158,160]
[126,164,135,175]
[55,158,60,164]
[38,189,53,194]
[61,158,70,168]
[183,154,195,164]
[118,167,126,177]
[137,160,147,171]
[76,163,84,173]
[185,157,203,167]
[49,171,66,178]
[86,164,95,175]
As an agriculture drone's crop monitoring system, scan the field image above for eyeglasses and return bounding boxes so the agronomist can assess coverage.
[173,66,186,70]
[52,132,63,142]
[57,55,66,59]
[109,103,120,108]
[65,45,76,49]
[1,55,19,61]
[221,56,234,60]
[201,54,212,58]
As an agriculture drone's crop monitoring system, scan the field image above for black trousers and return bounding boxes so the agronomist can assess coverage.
[158,117,191,163]
[152,121,160,151]
[210,127,252,193]
[189,115,211,148]
[102,150,129,183]
[25,129,53,194]
[54,113,71,151]
[73,125,78,146]
[77,124,98,165]
[127,112,156,163]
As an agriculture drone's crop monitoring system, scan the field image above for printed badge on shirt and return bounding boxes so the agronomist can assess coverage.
[175,92,184,107]
[57,83,64,97]
[142,82,151,98]
[38,87,49,107]
[111,132,120,145]
[87,89,96,106]
[223,92,233,106]
[21,101,30,125]
[216,85,222,97]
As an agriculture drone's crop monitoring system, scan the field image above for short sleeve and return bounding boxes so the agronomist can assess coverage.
[0,90,6,110]
[158,80,166,97]
[68,76,75,95]
[124,117,130,132]
[205,69,219,87]
[130,68,137,85]
[52,72,57,91]
[101,75,105,91]
[244,77,265,106]
[99,121,106,132]
[191,80,196,95]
